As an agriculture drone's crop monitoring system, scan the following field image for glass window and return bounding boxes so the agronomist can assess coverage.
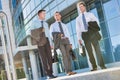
[41,0,49,8]
[22,0,29,9]
[58,1,67,11]
[103,0,120,20]
[25,3,31,18]
[49,0,56,9]
[111,35,120,62]
[100,22,109,38]
[71,20,76,34]
[0,0,2,10]
[66,22,72,36]
[66,0,77,6]
[50,7,58,16]
[46,12,51,20]
[73,34,78,48]
[30,10,36,18]
[44,6,49,12]
[34,0,41,7]
[30,0,35,11]
[23,9,27,19]
[12,0,16,8]
[36,4,42,13]
[108,17,120,37]
[90,8,99,19]
[56,0,63,4]
[48,0,52,3]
[118,0,120,8]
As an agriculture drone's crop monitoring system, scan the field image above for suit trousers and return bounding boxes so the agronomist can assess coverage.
[38,38,53,76]
[82,32,105,69]
[59,38,72,73]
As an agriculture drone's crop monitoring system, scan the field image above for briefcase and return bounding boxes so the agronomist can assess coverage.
[31,27,47,46]
[79,44,86,57]
[69,49,76,60]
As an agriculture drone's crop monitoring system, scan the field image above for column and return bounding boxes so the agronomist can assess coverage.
[21,53,30,80]
[27,36,39,80]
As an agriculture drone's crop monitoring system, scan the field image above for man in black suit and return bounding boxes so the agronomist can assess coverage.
[76,2,106,71]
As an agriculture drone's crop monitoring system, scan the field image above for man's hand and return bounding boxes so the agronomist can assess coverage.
[61,34,64,37]
[79,40,83,45]
[70,44,72,49]
[42,28,45,32]
[51,46,53,49]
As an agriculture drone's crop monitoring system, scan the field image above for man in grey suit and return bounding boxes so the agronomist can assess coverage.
[31,10,56,78]
[50,12,76,75]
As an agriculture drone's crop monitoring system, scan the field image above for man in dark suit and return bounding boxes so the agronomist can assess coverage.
[31,10,56,78]
[76,2,106,71]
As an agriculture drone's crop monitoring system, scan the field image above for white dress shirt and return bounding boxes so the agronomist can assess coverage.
[76,12,98,40]
[50,21,72,44]
[31,19,53,46]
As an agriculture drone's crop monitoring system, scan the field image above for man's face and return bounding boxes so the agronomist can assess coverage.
[38,11,46,20]
[54,13,61,21]
[79,4,86,13]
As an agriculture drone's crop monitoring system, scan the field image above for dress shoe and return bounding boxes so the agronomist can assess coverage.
[101,66,107,69]
[49,75,57,79]
[91,68,97,71]
[67,72,76,75]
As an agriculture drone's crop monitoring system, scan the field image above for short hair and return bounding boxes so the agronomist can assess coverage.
[78,1,86,7]
[55,11,61,15]
[38,9,46,15]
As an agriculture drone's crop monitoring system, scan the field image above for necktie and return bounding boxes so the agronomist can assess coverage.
[82,13,88,30]
[58,22,64,36]
[41,21,44,27]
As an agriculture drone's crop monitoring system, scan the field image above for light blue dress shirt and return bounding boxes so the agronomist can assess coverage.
[76,12,99,40]
[50,21,72,44]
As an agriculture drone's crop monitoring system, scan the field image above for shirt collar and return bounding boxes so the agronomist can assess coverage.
[55,21,62,23]
[38,17,45,21]
[81,11,87,14]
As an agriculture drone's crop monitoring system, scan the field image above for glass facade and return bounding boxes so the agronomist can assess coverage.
[12,0,120,77]
[0,0,2,10]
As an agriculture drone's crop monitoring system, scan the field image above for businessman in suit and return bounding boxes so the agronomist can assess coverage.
[31,9,56,78]
[76,2,106,71]
[50,12,76,75]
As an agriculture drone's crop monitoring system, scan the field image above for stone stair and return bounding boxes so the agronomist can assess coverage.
[50,67,120,80]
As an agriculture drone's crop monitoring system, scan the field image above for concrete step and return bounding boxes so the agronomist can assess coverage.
[51,67,120,80]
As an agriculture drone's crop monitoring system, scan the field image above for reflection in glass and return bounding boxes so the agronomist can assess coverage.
[0,0,2,10]
[49,0,56,9]
[111,35,120,62]
[34,0,41,7]
[30,0,35,11]
[58,1,67,11]
[108,17,120,37]
[103,0,120,20]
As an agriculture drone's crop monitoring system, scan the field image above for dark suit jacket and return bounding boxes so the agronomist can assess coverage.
[31,27,47,46]
[88,21,101,40]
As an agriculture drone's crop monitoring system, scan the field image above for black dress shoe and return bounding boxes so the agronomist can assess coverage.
[91,68,97,71]
[49,75,57,79]
[101,66,107,69]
